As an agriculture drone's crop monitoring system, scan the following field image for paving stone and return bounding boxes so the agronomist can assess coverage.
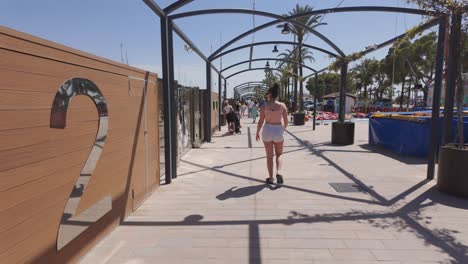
[79,120,468,264]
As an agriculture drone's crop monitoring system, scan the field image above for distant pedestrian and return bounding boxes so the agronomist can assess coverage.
[241,103,247,118]
[235,101,241,113]
[247,99,254,118]
[223,101,235,133]
[251,101,258,123]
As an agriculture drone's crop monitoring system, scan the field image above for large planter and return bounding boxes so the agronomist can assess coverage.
[437,144,468,198]
[293,112,305,126]
[332,122,355,145]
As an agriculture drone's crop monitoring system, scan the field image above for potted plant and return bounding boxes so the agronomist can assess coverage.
[432,2,468,197]
[293,78,307,125]
[331,95,355,145]
[437,21,468,198]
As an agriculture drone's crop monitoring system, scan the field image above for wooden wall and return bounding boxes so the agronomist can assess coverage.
[0,26,159,263]
[211,92,219,134]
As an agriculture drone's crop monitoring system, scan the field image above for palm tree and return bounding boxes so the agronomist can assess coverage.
[406,32,437,106]
[283,4,325,112]
[352,59,377,103]
[277,47,315,108]
[369,59,393,101]
[275,64,292,101]
[263,67,278,87]
[384,39,413,108]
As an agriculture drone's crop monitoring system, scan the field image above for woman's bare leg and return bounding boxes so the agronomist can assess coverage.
[273,141,284,175]
[263,141,274,180]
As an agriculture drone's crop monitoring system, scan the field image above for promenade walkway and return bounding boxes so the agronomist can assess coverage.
[80,119,468,264]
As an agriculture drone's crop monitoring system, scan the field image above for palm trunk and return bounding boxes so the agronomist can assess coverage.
[294,65,298,108]
[455,16,465,147]
[298,36,304,112]
[407,78,412,109]
[400,78,406,109]
[423,87,429,107]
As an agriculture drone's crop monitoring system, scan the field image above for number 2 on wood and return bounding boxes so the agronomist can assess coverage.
[50,78,111,250]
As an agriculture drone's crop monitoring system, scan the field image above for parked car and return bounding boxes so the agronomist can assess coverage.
[304,102,322,111]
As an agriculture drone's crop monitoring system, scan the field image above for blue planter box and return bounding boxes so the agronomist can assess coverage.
[369,116,468,157]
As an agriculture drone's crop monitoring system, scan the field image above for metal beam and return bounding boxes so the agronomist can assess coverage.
[442,12,462,145]
[171,23,224,77]
[226,67,280,80]
[427,16,447,180]
[223,79,227,99]
[234,86,268,96]
[170,7,432,21]
[143,0,165,17]
[236,86,269,93]
[205,61,212,142]
[167,20,178,179]
[313,72,318,131]
[232,81,265,89]
[358,17,440,57]
[304,67,329,79]
[171,7,436,60]
[222,58,317,73]
[235,84,269,95]
[164,0,193,14]
[212,41,338,60]
[143,0,225,78]
[322,17,441,75]
[218,72,222,131]
[338,62,348,123]
[212,17,344,59]
[159,15,173,184]
[235,86,268,93]
[234,84,267,92]
[249,45,254,69]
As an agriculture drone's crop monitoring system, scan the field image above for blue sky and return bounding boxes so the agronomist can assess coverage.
[1,0,433,97]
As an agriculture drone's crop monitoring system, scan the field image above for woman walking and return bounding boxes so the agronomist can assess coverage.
[251,101,258,123]
[223,101,235,133]
[241,103,247,118]
[255,84,288,184]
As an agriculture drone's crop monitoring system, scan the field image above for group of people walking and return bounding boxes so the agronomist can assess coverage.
[222,84,287,185]
[222,100,259,134]
[236,100,259,122]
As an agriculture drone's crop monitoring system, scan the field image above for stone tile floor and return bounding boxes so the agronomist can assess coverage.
[80,118,468,264]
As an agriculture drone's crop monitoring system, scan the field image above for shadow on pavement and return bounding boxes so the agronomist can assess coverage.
[216,184,280,200]
[121,187,468,263]
[359,143,427,165]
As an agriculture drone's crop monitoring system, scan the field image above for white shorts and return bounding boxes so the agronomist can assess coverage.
[262,124,284,142]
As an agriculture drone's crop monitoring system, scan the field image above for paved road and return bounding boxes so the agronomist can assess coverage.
[81,118,468,264]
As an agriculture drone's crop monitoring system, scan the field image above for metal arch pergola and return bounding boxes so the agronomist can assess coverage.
[233,82,269,100]
[211,41,339,60]
[143,0,448,184]
[226,67,278,80]
[233,82,268,92]
[222,58,317,74]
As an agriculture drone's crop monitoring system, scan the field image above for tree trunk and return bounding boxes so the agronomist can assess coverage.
[423,87,429,107]
[407,78,412,109]
[455,13,464,147]
[400,78,405,109]
[298,36,304,112]
[294,66,298,108]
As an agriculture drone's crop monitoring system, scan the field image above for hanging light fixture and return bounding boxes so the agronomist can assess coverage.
[265,61,270,68]
[281,23,290,34]
[272,45,279,53]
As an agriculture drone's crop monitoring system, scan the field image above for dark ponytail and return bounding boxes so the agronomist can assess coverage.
[268,83,279,100]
